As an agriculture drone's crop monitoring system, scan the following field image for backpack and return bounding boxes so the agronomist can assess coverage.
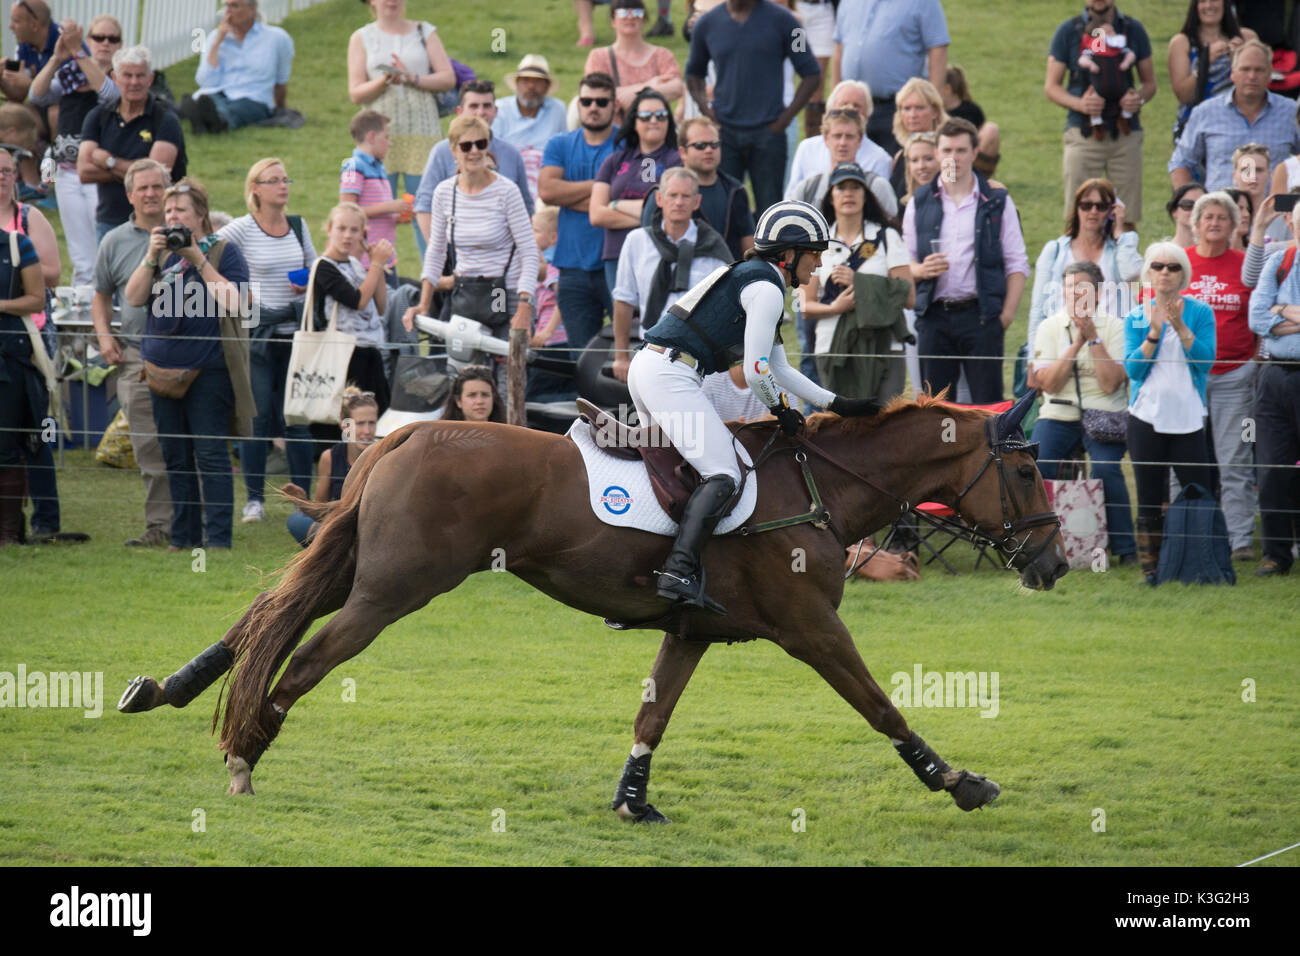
[1155,482,1235,586]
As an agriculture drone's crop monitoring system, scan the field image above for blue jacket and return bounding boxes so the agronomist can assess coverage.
[643,259,784,376]
[1122,296,1217,407]
[910,171,1009,321]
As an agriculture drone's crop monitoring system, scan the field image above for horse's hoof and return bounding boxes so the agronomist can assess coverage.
[949,770,1000,811]
[614,801,670,824]
[117,675,165,713]
[226,755,255,795]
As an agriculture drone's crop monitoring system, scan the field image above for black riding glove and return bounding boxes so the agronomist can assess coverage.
[830,395,882,418]
[770,397,805,436]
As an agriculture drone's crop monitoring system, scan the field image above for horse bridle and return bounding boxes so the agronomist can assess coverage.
[950,418,1062,571]
[745,412,1062,573]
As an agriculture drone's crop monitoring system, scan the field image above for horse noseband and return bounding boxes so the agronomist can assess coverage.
[953,419,1061,571]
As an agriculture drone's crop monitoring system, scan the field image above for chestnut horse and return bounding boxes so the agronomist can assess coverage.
[119,392,1066,819]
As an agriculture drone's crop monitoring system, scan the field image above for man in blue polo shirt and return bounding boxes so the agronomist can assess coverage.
[685,0,821,217]
[1046,0,1156,226]
[187,0,293,134]
[538,73,619,355]
[831,0,950,156]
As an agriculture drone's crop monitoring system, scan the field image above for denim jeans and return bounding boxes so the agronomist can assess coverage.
[242,333,315,501]
[389,170,426,260]
[556,266,612,359]
[286,510,316,548]
[720,123,787,217]
[150,365,235,548]
[1033,415,1136,556]
[209,92,271,131]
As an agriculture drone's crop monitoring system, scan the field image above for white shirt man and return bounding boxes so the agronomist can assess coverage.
[612,167,731,380]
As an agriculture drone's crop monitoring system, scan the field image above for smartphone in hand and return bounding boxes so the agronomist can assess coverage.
[1273,193,1299,214]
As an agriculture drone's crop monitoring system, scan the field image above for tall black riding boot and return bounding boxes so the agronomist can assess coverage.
[655,475,736,616]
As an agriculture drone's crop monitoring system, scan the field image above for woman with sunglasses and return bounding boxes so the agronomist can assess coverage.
[219,157,317,522]
[29,15,121,285]
[590,88,680,292]
[1027,178,1141,363]
[1167,182,1206,248]
[402,115,538,394]
[583,0,682,127]
[283,385,379,547]
[1123,242,1217,584]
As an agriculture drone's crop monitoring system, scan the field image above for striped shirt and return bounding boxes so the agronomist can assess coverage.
[340,149,396,269]
[421,175,539,297]
[218,214,316,316]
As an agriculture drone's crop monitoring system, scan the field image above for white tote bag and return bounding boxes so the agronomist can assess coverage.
[283,257,356,426]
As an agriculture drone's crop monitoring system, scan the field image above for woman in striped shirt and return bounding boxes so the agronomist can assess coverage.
[403,115,538,392]
[219,157,318,521]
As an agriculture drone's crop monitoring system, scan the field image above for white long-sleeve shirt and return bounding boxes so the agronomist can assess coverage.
[741,261,836,410]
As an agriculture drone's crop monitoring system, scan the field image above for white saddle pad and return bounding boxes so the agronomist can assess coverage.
[567,419,757,536]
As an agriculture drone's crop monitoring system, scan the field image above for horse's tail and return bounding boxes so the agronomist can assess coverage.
[216,426,418,759]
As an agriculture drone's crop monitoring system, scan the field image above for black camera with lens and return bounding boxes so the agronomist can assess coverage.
[162,225,192,251]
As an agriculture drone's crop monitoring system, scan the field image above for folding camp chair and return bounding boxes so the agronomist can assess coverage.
[890,399,1017,575]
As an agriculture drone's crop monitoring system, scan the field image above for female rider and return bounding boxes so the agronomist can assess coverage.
[628,199,878,614]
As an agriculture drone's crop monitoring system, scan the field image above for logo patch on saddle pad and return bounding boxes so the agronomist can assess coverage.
[601,486,633,514]
[568,420,758,536]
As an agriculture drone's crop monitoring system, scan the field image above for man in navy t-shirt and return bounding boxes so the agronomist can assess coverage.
[1045,0,1156,225]
[538,72,620,353]
[685,0,821,216]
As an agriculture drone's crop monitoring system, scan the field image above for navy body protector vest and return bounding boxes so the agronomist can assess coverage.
[642,258,786,376]
[911,171,1009,321]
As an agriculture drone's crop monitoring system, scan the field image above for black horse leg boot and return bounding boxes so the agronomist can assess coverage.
[655,474,736,616]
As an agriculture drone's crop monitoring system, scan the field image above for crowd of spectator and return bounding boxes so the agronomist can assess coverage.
[2,0,1300,581]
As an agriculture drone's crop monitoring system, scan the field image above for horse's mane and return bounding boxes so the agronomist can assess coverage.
[803,388,987,438]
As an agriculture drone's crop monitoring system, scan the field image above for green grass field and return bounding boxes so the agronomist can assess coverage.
[4,0,1299,867]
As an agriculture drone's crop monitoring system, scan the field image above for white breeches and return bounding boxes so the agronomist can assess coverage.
[55,165,99,286]
[627,347,743,484]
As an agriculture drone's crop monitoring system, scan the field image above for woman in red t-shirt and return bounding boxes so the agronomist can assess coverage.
[1183,190,1258,560]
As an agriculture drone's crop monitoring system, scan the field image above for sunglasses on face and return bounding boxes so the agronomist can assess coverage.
[1149,262,1183,273]
[1176,199,1197,211]
[827,108,860,119]
[458,139,489,153]
[579,96,611,108]
[614,8,646,18]
[636,109,669,122]
[687,140,721,151]
[89,33,121,43]
[1077,201,1111,213]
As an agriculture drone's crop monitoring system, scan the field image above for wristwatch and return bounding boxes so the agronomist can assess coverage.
[1088,337,1102,346]
[1145,333,1160,344]
[105,156,116,171]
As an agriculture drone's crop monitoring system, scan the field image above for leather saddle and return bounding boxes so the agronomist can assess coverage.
[576,398,747,523]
